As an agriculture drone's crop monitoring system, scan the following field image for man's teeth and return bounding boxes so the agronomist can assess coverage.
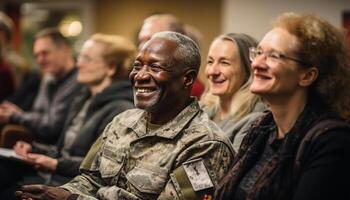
[137,88,154,93]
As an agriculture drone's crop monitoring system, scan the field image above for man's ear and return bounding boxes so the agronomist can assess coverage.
[299,67,318,87]
[183,69,197,89]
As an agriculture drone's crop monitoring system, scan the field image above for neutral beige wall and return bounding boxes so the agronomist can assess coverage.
[94,0,222,82]
[223,0,350,41]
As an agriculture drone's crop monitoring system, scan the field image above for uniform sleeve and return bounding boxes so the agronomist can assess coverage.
[56,103,133,178]
[292,130,350,200]
[59,126,107,198]
[63,157,143,200]
[158,140,234,200]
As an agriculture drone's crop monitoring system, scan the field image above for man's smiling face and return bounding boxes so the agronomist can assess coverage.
[129,38,186,115]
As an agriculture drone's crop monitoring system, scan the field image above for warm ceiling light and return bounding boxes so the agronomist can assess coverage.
[59,20,83,37]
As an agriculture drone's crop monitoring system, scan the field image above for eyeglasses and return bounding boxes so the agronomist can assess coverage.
[77,54,104,64]
[249,47,307,65]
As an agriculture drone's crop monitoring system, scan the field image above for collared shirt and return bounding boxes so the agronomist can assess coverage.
[61,100,234,200]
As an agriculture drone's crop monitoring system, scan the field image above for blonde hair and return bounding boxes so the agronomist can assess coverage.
[201,33,261,123]
[90,34,136,79]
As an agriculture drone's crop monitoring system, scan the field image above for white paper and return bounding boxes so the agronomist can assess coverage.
[0,147,26,160]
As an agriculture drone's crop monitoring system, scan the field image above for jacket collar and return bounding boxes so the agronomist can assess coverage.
[122,99,200,139]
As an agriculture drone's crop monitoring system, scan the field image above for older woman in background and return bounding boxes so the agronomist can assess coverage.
[201,33,265,152]
[215,12,350,200]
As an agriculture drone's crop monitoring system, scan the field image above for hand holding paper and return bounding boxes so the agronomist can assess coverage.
[0,147,33,165]
[14,141,32,158]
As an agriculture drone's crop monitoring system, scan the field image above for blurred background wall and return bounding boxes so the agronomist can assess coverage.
[93,0,221,81]
[1,0,349,83]
[223,0,350,40]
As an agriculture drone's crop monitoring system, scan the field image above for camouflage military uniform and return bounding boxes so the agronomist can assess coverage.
[61,100,234,200]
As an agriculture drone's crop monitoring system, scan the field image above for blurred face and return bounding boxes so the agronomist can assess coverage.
[138,20,170,50]
[77,40,113,86]
[33,36,68,77]
[205,39,245,100]
[250,28,306,98]
[129,38,185,114]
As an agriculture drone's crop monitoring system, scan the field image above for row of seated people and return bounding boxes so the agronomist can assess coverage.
[0,11,205,115]
[0,29,136,198]
[0,13,260,199]
[6,30,234,200]
[1,11,350,200]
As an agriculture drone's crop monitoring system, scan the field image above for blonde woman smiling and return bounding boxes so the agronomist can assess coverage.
[201,33,265,152]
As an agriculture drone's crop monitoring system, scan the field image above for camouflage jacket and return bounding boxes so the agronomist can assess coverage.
[61,100,234,200]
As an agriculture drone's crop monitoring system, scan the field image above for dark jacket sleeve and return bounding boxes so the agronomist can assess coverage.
[55,100,134,178]
[56,156,83,177]
[0,64,15,101]
[292,130,350,200]
[9,77,81,144]
[10,102,71,143]
[31,142,59,157]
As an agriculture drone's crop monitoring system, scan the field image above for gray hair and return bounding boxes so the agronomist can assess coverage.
[151,31,201,73]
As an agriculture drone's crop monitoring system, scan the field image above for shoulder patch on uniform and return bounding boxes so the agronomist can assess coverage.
[182,158,214,191]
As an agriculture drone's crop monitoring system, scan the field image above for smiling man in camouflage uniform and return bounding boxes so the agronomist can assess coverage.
[16,31,234,200]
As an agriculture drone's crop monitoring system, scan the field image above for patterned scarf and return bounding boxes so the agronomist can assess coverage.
[215,104,330,200]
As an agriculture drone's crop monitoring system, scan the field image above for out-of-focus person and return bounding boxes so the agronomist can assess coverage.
[0,40,15,101]
[0,28,82,144]
[138,13,204,98]
[137,13,185,50]
[0,11,41,110]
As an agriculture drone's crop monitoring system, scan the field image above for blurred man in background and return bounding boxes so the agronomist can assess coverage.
[0,28,82,145]
[138,13,204,98]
